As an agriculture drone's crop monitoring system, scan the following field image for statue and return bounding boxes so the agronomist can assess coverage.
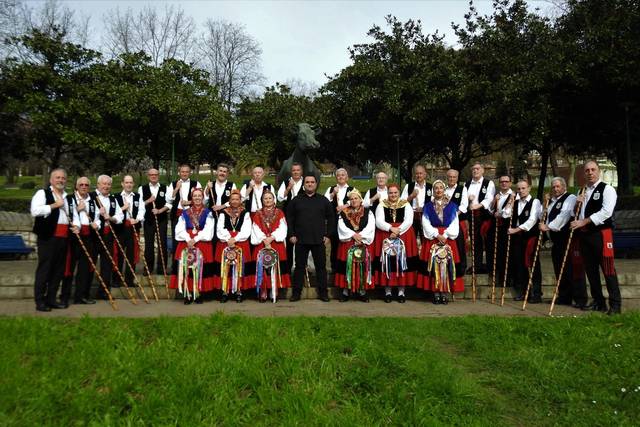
[277,123,321,185]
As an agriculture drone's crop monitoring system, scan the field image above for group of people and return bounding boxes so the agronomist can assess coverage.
[30,159,622,315]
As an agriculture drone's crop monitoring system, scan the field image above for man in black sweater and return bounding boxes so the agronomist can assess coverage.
[286,174,335,302]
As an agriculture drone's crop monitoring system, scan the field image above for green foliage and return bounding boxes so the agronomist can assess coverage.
[0,314,638,426]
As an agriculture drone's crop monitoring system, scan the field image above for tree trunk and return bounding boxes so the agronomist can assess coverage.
[537,140,550,200]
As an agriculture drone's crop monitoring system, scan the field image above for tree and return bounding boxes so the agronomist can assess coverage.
[197,19,263,110]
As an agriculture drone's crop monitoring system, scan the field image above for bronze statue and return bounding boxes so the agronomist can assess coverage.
[278,123,321,185]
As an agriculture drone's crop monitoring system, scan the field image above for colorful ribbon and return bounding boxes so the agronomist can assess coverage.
[381,238,407,279]
[346,244,372,292]
[177,246,204,300]
[221,246,244,294]
[428,243,455,292]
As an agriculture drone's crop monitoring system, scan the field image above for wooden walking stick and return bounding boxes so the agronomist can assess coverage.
[500,194,516,307]
[93,225,137,304]
[133,226,159,301]
[490,194,501,304]
[74,231,118,310]
[468,194,477,302]
[549,187,586,316]
[522,194,551,310]
[152,201,170,299]
[96,197,149,303]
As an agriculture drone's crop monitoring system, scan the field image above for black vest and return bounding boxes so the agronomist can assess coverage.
[115,193,141,221]
[407,181,433,206]
[547,192,572,239]
[209,181,234,208]
[66,194,97,225]
[465,178,490,203]
[243,182,274,212]
[340,208,371,232]
[383,205,407,224]
[170,180,197,215]
[141,184,167,221]
[584,182,614,230]
[367,187,383,211]
[449,184,464,207]
[511,197,538,238]
[330,185,354,211]
[33,188,62,239]
[223,211,247,231]
[94,192,117,230]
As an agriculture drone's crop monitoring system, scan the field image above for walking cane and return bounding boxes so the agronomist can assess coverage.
[468,194,477,302]
[549,187,586,316]
[522,194,551,310]
[490,194,501,304]
[74,231,117,310]
[96,197,149,303]
[93,224,137,304]
[152,201,171,299]
[133,226,159,301]
[500,194,516,307]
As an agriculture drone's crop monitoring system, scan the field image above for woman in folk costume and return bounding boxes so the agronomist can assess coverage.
[250,190,290,302]
[170,187,215,304]
[417,180,463,304]
[373,183,419,303]
[335,189,376,302]
[213,190,252,303]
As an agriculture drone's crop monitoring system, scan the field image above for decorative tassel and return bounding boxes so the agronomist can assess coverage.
[222,246,244,294]
[381,238,407,279]
[428,243,455,293]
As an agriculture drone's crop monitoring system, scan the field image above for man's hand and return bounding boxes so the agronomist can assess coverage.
[289,236,298,245]
[122,202,130,213]
[571,218,590,230]
[76,199,86,212]
[539,224,550,232]
[323,236,330,245]
[51,197,64,209]
[71,225,80,234]
[507,227,522,235]
[91,223,99,230]
[145,195,156,205]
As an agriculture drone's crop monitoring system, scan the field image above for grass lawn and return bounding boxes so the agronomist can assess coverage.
[0,313,638,426]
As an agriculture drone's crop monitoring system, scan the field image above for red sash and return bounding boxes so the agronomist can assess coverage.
[524,236,538,268]
[54,224,69,238]
[601,228,616,276]
[80,225,90,236]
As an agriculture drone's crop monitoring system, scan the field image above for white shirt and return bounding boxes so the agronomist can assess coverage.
[363,187,388,208]
[422,206,459,240]
[30,187,71,225]
[466,177,496,212]
[547,193,577,231]
[240,182,274,212]
[401,182,430,210]
[445,184,468,214]
[579,179,617,226]
[174,210,215,242]
[250,213,288,245]
[277,178,303,203]
[95,192,124,225]
[210,180,237,206]
[375,202,414,236]
[216,211,252,242]
[167,179,203,211]
[495,190,514,218]
[120,191,146,223]
[324,183,351,207]
[514,195,542,232]
[71,193,100,228]
[338,210,376,244]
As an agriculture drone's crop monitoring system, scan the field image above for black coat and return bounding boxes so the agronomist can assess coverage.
[286,192,335,245]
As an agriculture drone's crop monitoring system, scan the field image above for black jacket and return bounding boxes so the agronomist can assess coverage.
[286,192,335,245]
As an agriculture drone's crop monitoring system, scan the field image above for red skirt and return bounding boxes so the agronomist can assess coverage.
[372,223,418,287]
[251,241,291,289]
[169,240,215,292]
[417,227,464,292]
[211,239,253,291]
[334,241,374,291]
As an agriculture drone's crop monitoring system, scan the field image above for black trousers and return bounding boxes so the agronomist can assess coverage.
[579,229,621,308]
[489,219,509,285]
[550,234,587,305]
[34,236,68,306]
[143,215,168,274]
[60,233,96,302]
[468,210,490,271]
[94,230,114,298]
[115,226,137,287]
[511,234,542,298]
[293,243,327,297]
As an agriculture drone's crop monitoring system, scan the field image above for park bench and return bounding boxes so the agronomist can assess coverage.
[0,234,35,260]
[613,210,640,258]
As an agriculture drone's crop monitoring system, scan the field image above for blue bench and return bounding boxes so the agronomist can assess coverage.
[614,231,640,258]
[0,235,35,259]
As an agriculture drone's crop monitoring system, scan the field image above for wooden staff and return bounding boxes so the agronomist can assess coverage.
[490,195,501,304]
[133,226,159,301]
[468,194,477,302]
[549,187,586,316]
[93,223,137,304]
[522,194,551,310]
[96,196,149,303]
[500,194,516,306]
[152,201,170,299]
[74,231,117,310]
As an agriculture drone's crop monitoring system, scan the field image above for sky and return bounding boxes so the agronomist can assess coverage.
[42,0,555,89]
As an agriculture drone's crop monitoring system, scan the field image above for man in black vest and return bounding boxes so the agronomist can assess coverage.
[60,176,99,307]
[507,180,543,303]
[240,166,275,214]
[139,168,170,274]
[539,177,587,308]
[363,171,388,212]
[30,168,74,311]
[168,164,201,257]
[277,162,303,272]
[94,175,124,299]
[401,164,432,243]
[207,163,236,215]
[324,168,353,272]
[445,169,468,273]
[288,174,335,302]
[489,175,514,289]
[570,161,621,315]
[466,162,496,274]
[115,175,145,289]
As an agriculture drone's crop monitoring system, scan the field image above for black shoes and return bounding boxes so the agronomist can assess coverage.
[339,294,349,302]
[397,295,406,304]
[441,294,449,305]
[289,294,301,302]
[36,304,51,312]
[48,302,67,309]
[184,298,192,305]
[318,295,330,302]
[74,298,96,305]
[607,306,621,316]
[236,294,243,303]
[220,293,229,303]
[195,297,203,304]
[582,300,607,312]
[514,295,526,302]
[528,296,542,304]
[384,294,393,303]
[357,294,370,303]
